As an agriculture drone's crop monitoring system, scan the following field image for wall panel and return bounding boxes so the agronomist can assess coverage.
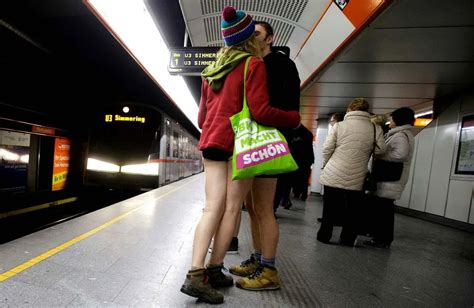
[445,180,473,222]
[425,101,459,215]
[409,125,436,211]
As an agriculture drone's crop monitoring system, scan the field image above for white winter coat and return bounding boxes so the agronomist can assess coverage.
[374,125,415,200]
[320,111,386,191]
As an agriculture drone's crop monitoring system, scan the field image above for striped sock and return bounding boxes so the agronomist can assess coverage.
[254,251,262,262]
[261,256,275,268]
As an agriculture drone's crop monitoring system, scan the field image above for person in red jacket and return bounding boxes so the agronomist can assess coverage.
[180,6,300,304]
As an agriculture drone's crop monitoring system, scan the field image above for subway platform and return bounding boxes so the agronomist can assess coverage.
[0,174,473,307]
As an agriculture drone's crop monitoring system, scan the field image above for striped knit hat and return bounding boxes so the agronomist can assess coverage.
[221,6,255,46]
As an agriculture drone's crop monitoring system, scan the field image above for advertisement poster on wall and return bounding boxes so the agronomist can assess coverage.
[0,130,30,192]
[52,138,71,191]
[455,115,474,174]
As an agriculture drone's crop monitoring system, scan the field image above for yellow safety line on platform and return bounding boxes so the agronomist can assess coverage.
[0,177,199,282]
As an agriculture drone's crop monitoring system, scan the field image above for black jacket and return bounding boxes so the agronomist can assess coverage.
[264,51,300,114]
[288,124,314,168]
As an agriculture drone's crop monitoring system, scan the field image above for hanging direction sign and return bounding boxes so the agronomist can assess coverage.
[168,46,290,76]
[168,47,219,76]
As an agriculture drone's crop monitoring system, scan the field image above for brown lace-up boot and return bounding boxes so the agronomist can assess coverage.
[206,263,234,288]
[180,268,224,304]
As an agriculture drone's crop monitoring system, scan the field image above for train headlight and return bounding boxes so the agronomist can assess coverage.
[121,163,159,176]
[86,158,120,173]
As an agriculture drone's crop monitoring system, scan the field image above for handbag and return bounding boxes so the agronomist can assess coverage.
[363,124,378,192]
[363,171,377,192]
[371,159,403,182]
[230,57,299,180]
[364,128,405,191]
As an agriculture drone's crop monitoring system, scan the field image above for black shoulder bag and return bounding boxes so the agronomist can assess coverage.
[363,124,378,192]
[367,129,406,190]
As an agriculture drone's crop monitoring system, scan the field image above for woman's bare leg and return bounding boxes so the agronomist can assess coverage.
[191,159,228,268]
[209,161,252,264]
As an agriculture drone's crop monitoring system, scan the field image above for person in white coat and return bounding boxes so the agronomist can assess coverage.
[367,107,415,248]
[317,98,386,246]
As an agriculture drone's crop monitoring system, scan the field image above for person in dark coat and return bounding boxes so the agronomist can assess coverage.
[289,124,315,202]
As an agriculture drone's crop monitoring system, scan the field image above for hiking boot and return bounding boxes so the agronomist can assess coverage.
[180,268,224,304]
[235,265,280,291]
[229,254,260,277]
[206,263,233,288]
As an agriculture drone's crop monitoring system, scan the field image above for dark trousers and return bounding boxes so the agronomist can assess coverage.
[372,197,395,245]
[317,185,362,244]
[292,166,311,198]
[273,171,296,209]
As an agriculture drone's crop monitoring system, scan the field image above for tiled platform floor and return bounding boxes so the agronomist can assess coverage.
[1,174,473,307]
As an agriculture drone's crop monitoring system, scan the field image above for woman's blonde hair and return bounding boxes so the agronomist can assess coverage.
[371,114,388,126]
[347,98,369,112]
[217,33,262,59]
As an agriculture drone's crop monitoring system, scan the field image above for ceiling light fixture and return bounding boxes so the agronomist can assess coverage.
[85,0,199,130]
[414,110,433,118]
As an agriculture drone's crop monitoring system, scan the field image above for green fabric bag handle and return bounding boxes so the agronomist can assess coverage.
[230,57,299,180]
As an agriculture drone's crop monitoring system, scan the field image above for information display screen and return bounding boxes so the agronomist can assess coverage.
[455,115,474,174]
[168,46,290,76]
[168,47,219,76]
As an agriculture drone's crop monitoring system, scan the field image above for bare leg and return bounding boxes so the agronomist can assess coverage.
[191,159,228,269]
[232,208,242,238]
[209,161,252,264]
[252,178,278,259]
[245,190,261,252]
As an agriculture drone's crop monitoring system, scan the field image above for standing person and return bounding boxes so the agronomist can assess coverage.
[180,7,300,304]
[230,21,301,291]
[289,124,315,202]
[317,113,344,223]
[316,98,385,246]
[371,114,389,134]
[367,107,415,248]
[329,113,344,126]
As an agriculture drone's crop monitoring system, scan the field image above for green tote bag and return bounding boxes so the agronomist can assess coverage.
[230,57,298,180]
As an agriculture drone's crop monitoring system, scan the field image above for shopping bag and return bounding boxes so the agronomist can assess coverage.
[230,57,298,180]
[371,159,403,182]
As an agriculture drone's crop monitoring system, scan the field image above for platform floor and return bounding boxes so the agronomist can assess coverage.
[1,174,473,307]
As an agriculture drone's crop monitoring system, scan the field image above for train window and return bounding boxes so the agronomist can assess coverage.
[0,130,31,193]
[89,105,160,165]
[148,129,161,161]
[173,131,179,158]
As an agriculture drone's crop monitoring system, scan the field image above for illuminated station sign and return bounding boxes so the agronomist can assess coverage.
[168,47,219,76]
[168,47,290,76]
[105,115,146,123]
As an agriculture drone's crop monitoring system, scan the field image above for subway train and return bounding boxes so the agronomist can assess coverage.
[84,103,203,191]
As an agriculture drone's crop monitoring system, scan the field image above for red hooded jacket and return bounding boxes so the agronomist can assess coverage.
[198,57,300,152]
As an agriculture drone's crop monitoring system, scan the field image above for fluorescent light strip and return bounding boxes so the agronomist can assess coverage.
[87,0,199,130]
[415,110,433,118]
